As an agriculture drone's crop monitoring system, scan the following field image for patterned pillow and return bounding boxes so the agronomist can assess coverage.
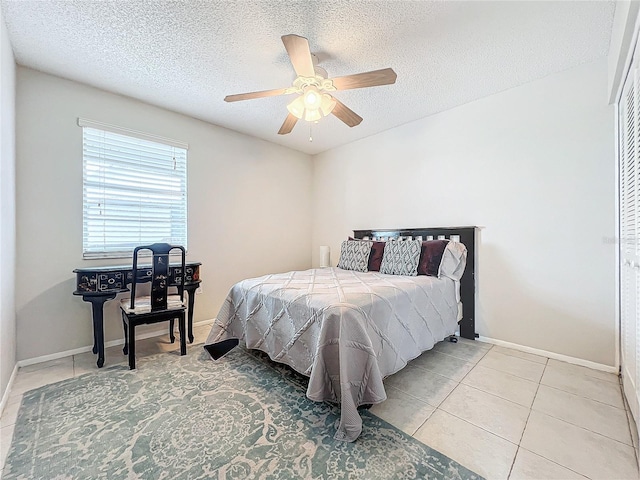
[379,239,422,276]
[336,240,373,272]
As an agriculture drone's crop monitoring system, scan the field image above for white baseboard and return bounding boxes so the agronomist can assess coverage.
[477,335,618,374]
[0,363,18,416]
[16,319,215,368]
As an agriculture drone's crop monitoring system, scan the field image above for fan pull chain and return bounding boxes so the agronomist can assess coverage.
[309,124,313,142]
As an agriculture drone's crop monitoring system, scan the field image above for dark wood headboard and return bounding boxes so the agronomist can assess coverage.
[352,226,477,341]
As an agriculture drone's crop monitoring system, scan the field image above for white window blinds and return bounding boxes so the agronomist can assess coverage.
[81,121,188,258]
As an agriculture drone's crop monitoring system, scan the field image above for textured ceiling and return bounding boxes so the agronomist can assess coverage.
[2,1,615,155]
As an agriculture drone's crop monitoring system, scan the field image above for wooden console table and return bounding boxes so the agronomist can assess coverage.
[73,262,201,367]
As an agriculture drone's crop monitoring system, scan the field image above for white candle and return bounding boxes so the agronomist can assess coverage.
[319,245,330,268]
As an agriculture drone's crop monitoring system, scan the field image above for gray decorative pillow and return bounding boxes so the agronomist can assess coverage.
[379,239,422,276]
[336,240,372,272]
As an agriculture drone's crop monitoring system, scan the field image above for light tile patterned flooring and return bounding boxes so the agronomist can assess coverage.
[372,340,639,479]
[1,330,639,479]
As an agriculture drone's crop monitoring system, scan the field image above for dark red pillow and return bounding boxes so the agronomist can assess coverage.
[348,237,385,271]
[417,240,449,276]
[367,241,386,272]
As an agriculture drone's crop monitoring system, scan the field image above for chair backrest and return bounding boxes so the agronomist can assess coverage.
[129,243,186,312]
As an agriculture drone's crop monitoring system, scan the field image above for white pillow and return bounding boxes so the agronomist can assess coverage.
[439,241,468,280]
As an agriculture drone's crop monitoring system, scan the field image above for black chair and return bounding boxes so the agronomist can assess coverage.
[120,243,187,369]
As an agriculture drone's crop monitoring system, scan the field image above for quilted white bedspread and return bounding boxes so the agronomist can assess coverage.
[204,267,460,441]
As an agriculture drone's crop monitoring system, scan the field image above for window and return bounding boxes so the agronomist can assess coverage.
[80,119,188,258]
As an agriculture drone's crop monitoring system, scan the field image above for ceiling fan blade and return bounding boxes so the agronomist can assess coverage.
[224,88,289,102]
[331,99,363,127]
[281,34,315,77]
[331,68,397,90]
[278,113,298,135]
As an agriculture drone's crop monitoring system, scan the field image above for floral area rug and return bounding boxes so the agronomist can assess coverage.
[3,346,483,479]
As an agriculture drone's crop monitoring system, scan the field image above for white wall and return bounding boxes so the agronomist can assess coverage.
[16,67,312,362]
[312,59,616,366]
[0,10,16,400]
[608,1,640,103]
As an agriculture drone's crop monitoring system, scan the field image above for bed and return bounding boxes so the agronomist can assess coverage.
[204,227,477,442]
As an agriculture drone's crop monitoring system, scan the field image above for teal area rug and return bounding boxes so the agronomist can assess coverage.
[3,346,483,479]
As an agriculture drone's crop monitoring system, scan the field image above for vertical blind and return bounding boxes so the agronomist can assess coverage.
[82,125,188,258]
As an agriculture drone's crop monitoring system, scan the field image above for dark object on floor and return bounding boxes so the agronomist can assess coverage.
[204,338,239,360]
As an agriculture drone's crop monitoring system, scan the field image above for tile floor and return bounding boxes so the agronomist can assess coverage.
[1,331,639,479]
[371,340,640,480]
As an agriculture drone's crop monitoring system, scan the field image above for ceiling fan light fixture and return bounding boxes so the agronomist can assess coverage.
[286,95,306,119]
[320,94,337,116]
[302,86,322,110]
[304,108,322,122]
[288,89,334,123]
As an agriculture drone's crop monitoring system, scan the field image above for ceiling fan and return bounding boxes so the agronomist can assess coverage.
[224,34,397,135]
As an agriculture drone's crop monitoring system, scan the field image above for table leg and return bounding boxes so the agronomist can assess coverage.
[184,285,198,343]
[83,294,116,368]
[92,323,98,354]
